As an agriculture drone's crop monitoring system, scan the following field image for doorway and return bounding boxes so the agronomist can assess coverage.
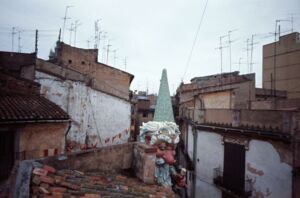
[0,131,15,181]
[222,142,246,197]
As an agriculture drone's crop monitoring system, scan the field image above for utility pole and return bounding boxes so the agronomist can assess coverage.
[69,23,74,45]
[101,33,107,62]
[62,5,73,42]
[11,27,16,52]
[17,30,22,52]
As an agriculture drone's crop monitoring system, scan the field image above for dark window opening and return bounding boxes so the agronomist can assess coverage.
[81,61,85,65]
[68,59,72,64]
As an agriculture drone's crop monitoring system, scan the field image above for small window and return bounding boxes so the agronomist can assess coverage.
[68,59,72,64]
[81,61,85,65]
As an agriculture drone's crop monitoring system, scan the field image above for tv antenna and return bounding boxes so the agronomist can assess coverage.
[62,5,73,42]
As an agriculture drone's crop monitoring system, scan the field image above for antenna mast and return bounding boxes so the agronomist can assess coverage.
[62,5,73,42]
[11,27,16,52]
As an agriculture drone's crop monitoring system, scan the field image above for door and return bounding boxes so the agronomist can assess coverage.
[222,142,245,197]
[0,131,15,181]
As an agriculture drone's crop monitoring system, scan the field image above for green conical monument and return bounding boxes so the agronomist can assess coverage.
[153,69,175,122]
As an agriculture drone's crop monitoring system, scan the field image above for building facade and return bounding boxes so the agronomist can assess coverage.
[176,71,300,198]
[263,32,300,98]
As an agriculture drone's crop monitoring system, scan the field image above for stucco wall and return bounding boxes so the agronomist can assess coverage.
[246,140,292,198]
[187,125,194,160]
[19,122,68,159]
[195,131,223,198]
[35,71,131,149]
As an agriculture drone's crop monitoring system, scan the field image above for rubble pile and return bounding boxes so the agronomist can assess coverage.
[30,164,177,198]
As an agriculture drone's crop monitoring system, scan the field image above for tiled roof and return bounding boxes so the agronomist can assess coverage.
[0,94,69,122]
[30,165,178,198]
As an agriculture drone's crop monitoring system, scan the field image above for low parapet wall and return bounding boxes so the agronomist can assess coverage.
[13,142,157,198]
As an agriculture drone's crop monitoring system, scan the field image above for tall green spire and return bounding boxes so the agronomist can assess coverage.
[153,69,175,122]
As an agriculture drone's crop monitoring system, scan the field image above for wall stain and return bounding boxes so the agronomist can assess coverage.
[247,162,264,176]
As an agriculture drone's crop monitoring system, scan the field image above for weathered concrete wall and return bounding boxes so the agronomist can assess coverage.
[41,143,134,172]
[133,143,156,184]
[203,91,230,109]
[195,131,223,198]
[246,140,292,198]
[19,122,68,159]
[35,71,131,149]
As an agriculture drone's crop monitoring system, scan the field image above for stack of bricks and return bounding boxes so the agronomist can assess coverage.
[30,164,178,198]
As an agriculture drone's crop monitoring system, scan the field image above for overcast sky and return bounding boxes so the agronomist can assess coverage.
[0,0,299,94]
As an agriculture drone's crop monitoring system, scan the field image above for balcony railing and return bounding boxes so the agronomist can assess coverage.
[213,167,253,198]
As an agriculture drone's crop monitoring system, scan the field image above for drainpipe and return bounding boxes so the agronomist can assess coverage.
[64,120,72,151]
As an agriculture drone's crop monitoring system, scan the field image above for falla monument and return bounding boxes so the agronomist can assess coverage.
[139,69,181,187]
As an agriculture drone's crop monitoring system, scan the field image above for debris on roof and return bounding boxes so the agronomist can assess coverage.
[30,164,178,198]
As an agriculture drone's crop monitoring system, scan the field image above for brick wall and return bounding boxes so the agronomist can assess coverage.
[52,42,133,100]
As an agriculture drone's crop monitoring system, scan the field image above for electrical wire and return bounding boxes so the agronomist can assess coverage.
[182,0,209,81]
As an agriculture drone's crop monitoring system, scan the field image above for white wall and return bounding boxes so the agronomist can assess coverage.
[187,125,194,160]
[35,71,131,148]
[195,131,223,198]
[246,140,292,198]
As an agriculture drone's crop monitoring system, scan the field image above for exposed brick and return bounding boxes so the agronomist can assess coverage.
[50,187,67,193]
[39,186,50,194]
[82,194,101,198]
[40,182,50,189]
[43,165,56,173]
[40,175,55,185]
[33,167,48,176]
[32,175,41,185]
[60,181,80,190]
[51,192,64,198]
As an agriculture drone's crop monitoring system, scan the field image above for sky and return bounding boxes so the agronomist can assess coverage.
[0,0,299,95]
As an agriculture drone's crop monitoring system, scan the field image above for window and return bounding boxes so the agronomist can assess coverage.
[68,59,72,64]
[142,112,148,118]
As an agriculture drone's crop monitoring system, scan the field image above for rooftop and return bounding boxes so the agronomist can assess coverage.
[30,165,177,198]
[0,94,69,123]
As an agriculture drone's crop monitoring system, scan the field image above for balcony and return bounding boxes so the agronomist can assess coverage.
[213,168,253,198]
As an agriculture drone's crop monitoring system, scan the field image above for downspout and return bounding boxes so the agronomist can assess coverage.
[64,120,72,151]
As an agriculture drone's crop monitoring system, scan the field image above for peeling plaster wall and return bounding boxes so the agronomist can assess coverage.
[190,130,292,198]
[35,71,131,147]
[187,125,194,160]
[195,131,223,198]
[246,140,292,198]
